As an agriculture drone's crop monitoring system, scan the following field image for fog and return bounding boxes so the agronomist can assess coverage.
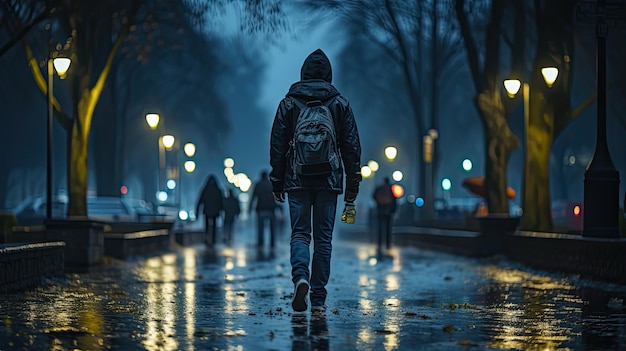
[1,1,625,220]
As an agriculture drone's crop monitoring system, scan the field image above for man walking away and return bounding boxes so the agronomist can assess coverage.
[373,177,397,251]
[270,48,362,313]
[250,170,277,248]
[196,175,224,246]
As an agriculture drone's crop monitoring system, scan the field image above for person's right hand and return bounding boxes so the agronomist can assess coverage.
[273,192,286,202]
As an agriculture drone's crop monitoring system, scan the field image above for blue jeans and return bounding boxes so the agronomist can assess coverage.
[288,190,338,307]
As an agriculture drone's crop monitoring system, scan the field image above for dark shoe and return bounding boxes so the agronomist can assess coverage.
[291,279,309,312]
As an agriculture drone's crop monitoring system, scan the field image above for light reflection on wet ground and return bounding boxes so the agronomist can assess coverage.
[2,227,626,350]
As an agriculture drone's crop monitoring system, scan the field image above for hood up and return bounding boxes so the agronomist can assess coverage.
[300,49,332,83]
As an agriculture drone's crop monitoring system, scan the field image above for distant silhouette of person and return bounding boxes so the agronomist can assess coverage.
[250,170,277,248]
[196,175,224,245]
[222,188,241,245]
[373,177,396,250]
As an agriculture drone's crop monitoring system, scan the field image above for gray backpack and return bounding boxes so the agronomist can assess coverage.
[290,99,339,176]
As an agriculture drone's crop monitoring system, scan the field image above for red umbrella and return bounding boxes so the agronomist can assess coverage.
[462,176,516,199]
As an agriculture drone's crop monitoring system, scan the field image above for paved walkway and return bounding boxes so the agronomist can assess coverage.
[2,221,626,350]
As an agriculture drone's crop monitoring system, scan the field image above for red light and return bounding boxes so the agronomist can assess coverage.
[391,184,404,198]
[573,205,581,217]
[120,185,128,195]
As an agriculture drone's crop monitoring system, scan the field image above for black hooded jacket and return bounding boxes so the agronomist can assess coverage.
[269,49,361,198]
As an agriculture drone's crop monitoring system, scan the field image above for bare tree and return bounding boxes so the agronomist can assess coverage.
[300,0,465,218]
[11,0,286,216]
[504,0,595,231]
[0,0,57,58]
[454,0,517,214]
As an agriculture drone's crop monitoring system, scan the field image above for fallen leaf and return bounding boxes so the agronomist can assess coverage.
[458,339,479,347]
[375,329,394,334]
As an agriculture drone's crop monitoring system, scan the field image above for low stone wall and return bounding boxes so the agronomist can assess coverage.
[394,226,499,257]
[9,220,105,270]
[503,231,626,284]
[104,229,171,259]
[175,231,206,246]
[0,241,65,293]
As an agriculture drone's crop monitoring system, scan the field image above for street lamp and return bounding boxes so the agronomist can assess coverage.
[423,129,438,221]
[46,55,71,220]
[384,146,397,161]
[368,160,379,172]
[184,161,196,173]
[504,66,559,226]
[161,135,175,150]
[145,113,160,130]
[184,143,196,157]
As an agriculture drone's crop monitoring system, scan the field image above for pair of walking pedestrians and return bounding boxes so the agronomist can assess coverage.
[196,175,240,245]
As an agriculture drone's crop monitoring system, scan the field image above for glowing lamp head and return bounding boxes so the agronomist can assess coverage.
[184,143,196,157]
[361,166,372,178]
[384,146,397,161]
[224,158,235,168]
[53,57,71,77]
[184,161,196,173]
[161,135,175,150]
[503,79,521,98]
[145,113,160,130]
[541,67,559,87]
[368,160,379,172]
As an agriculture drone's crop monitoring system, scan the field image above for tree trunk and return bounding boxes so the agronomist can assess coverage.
[520,0,576,232]
[521,78,554,231]
[67,86,98,217]
[67,117,88,217]
[93,78,121,197]
[477,89,518,214]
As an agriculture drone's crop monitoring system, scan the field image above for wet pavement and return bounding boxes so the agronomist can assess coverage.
[2,221,626,350]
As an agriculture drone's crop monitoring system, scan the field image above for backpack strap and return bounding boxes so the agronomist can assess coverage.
[290,97,338,131]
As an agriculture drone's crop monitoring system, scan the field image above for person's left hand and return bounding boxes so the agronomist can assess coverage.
[273,192,286,202]
[345,191,357,203]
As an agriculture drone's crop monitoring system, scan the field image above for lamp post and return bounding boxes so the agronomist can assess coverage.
[384,146,397,161]
[161,134,177,205]
[46,55,71,220]
[580,0,620,238]
[182,142,196,214]
[423,129,438,221]
[503,66,559,225]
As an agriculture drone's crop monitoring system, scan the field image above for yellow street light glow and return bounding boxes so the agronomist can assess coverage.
[361,166,372,178]
[239,177,252,192]
[161,134,175,150]
[184,143,196,157]
[368,160,379,172]
[224,167,234,178]
[503,79,521,97]
[224,158,234,168]
[184,161,196,173]
[541,67,559,87]
[384,146,397,161]
[53,57,71,76]
[145,113,160,130]
[428,129,439,140]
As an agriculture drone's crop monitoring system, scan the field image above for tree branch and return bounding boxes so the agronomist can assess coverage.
[22,38,73,130]
[454,0,482,94]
